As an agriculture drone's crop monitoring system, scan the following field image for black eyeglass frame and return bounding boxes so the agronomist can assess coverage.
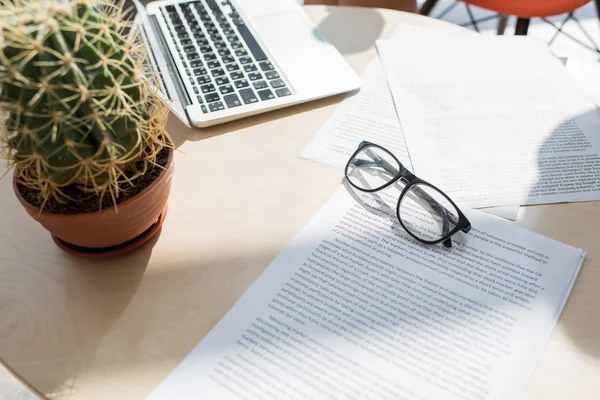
[344,141,472,247]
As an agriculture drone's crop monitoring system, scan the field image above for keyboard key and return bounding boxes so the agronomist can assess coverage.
[166,5,176,12]
[226,63,239,72]
[270,79,285,88]
[211,68,225,77]
[218,49,231,57]
[197,38,209,46]
[193,67,207,76]
[215,76,230,85]
[201,83,216,93]
[257,89,275,101]
[230,71,244,80]
[248,72,262,81]
[239,56,252,64]
[183,45,195,53]
[244,64,257,72]
[185,69,191,76]
[175,26,187,33]
[214,41,227,49]
[205,92,220,102]
[204,53,217,61]
[189,77,195,85]
[219,84,234,94]
[210,33,222,41]
[199,45,212,53]
[190,60,203,68]
[196,95,204,103]
[235,49,248,57]
[209,101,225,112]
[208,60,221,69]
[181,39,192,46]
[239,88,258,104]
[232,18,244,26]
[201,104,208,113]
[177,32,189,40]
[231,41,243,50]
[223,28,234,36]
[259,61,274,71]
[226,35,238,42]
[275,87,291,97]
[186,52,199,60]
[253,80,267,90]
[206,0,219,10]
[234,79,249,89]
[197,75,210,84]
[222,55,235,64]
[265,70,279,80]
[236,24,267,61]
[223,93,242,108]
[193,86,200,94]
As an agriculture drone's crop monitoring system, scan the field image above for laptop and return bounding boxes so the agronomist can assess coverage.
[133,0,361,127]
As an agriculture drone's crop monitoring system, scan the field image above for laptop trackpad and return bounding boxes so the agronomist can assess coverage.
[253,12,332,90]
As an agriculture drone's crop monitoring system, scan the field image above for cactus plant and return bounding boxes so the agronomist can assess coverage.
[0,0,171,211]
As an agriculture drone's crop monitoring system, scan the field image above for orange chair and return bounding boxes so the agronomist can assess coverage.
[420,0,594,35]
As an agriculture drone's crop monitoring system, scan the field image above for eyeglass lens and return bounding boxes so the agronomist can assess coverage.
[346,146,400,191]
[398,183,460,242]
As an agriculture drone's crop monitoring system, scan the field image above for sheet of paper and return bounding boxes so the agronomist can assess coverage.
[301,57,519,221]
[565,55,600,108]
[377,26,600,209]
[147,186,585,400]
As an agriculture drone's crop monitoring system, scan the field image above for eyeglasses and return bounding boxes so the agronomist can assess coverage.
[345,141,471,247]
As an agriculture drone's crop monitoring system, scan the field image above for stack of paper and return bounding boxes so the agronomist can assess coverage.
[377,26,600,209]
[302,25,600,218]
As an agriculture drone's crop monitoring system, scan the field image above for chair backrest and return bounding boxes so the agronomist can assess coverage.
[464,0,590,18]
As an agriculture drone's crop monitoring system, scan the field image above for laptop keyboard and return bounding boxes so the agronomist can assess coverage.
[161,0,292,114]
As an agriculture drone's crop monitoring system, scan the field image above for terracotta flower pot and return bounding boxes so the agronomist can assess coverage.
[13,148,174,258]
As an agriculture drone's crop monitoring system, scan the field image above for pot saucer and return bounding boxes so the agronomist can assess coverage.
[52,206,168,259]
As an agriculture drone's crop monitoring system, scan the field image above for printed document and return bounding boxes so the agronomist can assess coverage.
[147,186,585,400]
[377,26,600,209]
[301,57,519,221]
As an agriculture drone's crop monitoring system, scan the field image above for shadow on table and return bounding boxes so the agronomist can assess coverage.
[315,6,384,55]
[0,232,159,399]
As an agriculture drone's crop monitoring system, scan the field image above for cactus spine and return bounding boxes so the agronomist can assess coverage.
[0,0,171,210]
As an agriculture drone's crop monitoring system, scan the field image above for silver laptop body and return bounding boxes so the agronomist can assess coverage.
[134,0,361,127]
